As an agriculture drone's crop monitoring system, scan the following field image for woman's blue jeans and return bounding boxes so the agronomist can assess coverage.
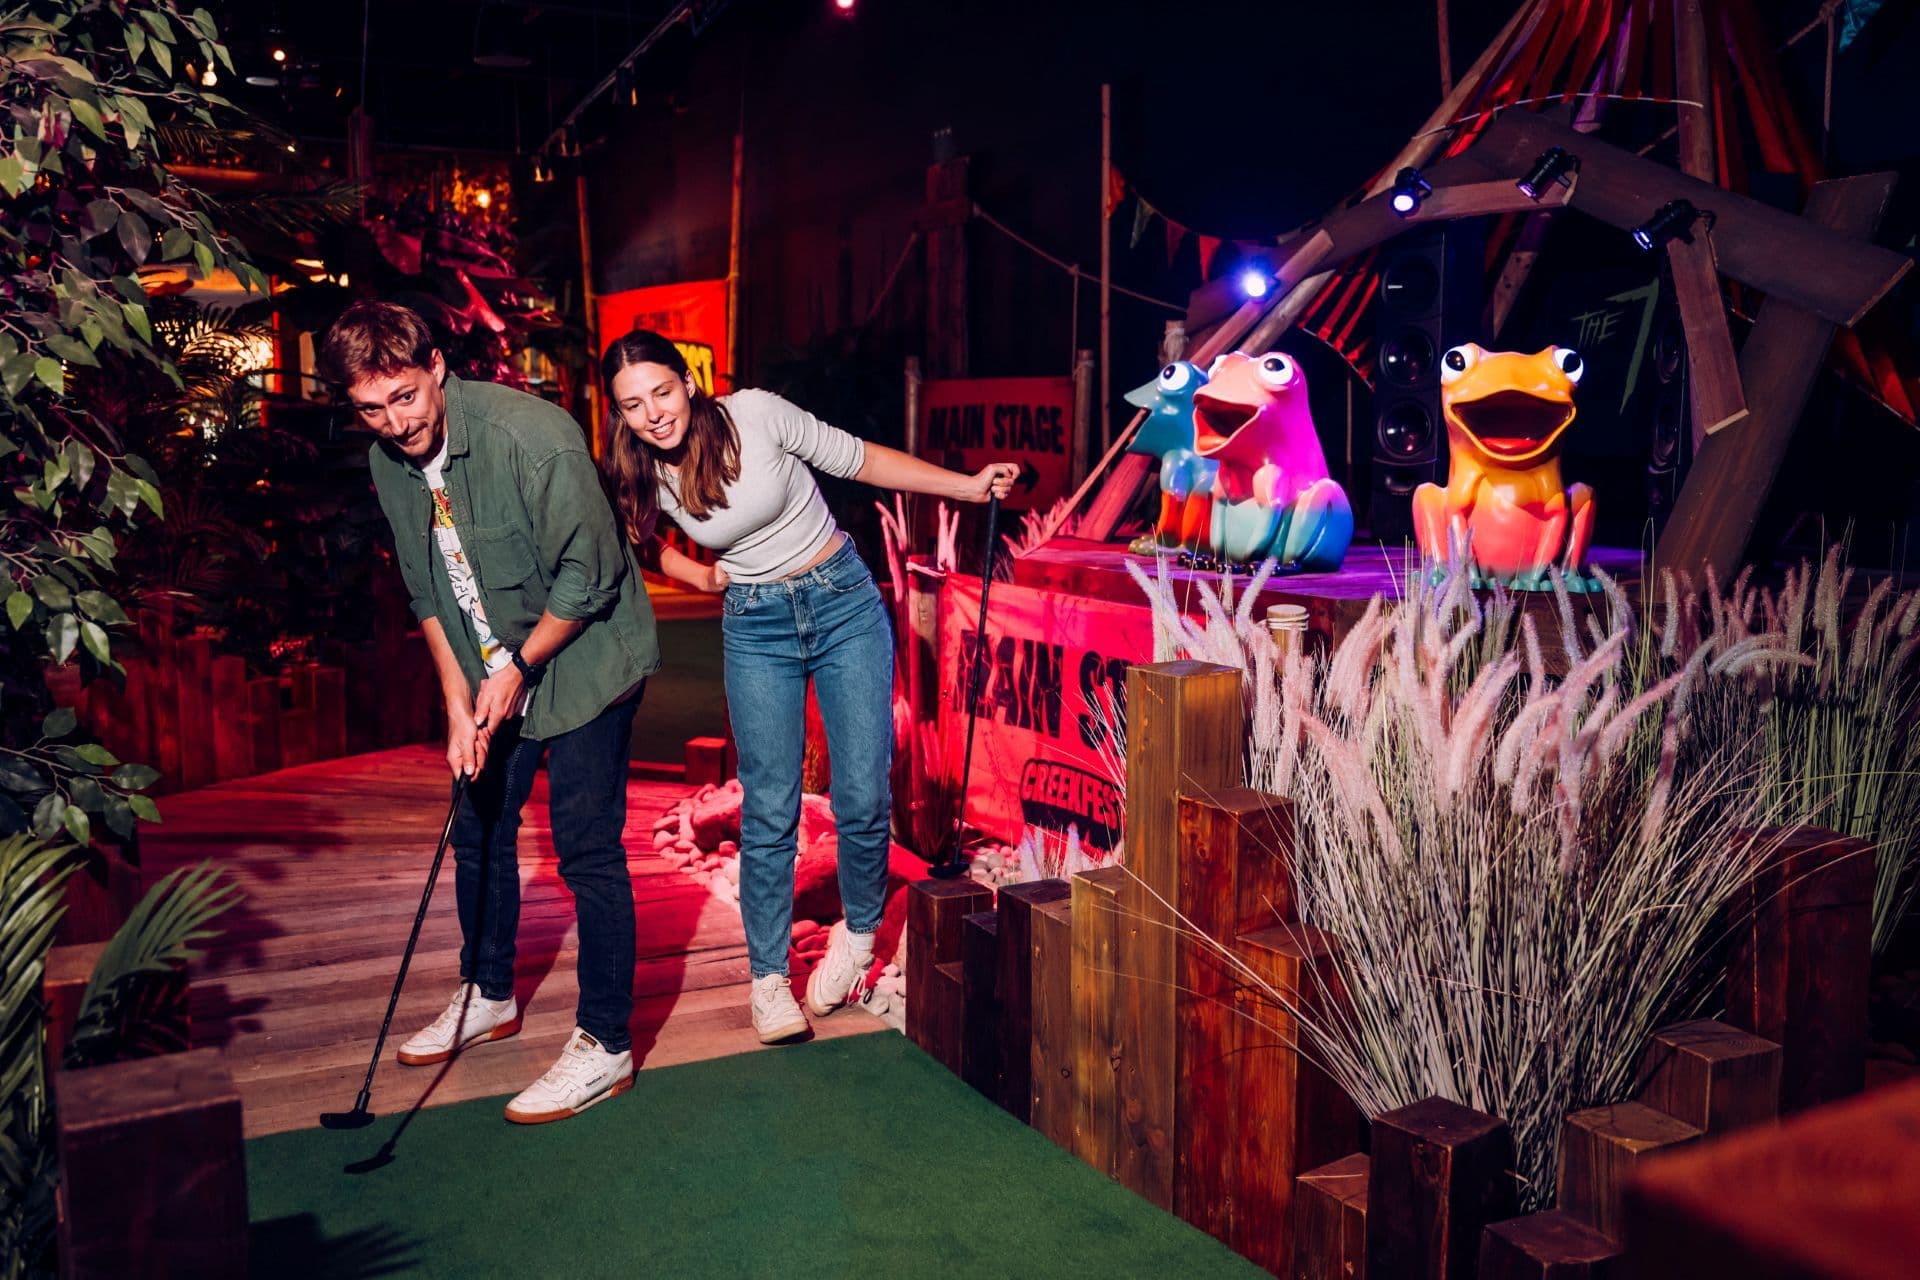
[452,693,640,1053]
[722,539,894,978]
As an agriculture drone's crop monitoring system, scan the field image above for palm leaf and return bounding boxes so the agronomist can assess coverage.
[65,861,239,1069]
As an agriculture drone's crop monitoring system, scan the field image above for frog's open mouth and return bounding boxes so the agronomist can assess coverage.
[1192,392,1250,450]
[1450,390,1573,460]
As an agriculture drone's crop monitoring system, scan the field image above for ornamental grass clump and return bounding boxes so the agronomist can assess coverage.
[1128,550,1822,1208]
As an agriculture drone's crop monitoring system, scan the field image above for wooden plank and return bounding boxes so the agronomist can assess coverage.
[996,879,1070,1121]
[1635,1019,1781,1134]
[1175,789,1298,1241]
[1029,895,1075,1149]
[246,677,282,776]
[175,633,217,791]
[1117,661,1244,1208]
[1295,1153,1369,1280]
[138,607,182,790]
[311,666,347,762]
[1231,924,1363,1273]
[1367,1096,1517,1280]
[1672,0,1716,184]
[55,1049,248,1279]
[1466,115,1910,327]
[42,941,107,1070]
[960,910,1001,1098]
[1556,1101,1702,1239]
[1621,1077,1920,1280]
[1071,864,1126,1179]
[1653,172,1899,586]
[1665,231,1748,440]
[905,876,993,1064]
[1724,827,1874,1112]
[210,655,251,781]
[684,736,734,787]
[1478,1210,1621,1280]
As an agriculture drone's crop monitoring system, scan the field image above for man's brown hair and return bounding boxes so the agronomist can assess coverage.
[317,300,437,387]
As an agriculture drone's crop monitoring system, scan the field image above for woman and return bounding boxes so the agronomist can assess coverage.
[600,330,1015,1043]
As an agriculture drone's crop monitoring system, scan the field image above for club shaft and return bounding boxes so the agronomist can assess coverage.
[950,496,1001,865]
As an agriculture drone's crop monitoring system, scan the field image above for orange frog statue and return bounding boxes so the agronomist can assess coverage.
[1412,343,1599,592]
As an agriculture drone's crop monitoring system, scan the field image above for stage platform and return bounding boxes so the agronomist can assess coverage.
[1008,539,1645,651]
[145,746,879,1138]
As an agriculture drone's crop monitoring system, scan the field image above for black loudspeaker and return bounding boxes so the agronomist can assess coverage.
[1367,223,1485,543]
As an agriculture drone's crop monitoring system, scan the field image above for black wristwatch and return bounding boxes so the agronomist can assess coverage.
[511,649,547,685]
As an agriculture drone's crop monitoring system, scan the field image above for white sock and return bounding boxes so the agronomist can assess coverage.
[848,929,876,961]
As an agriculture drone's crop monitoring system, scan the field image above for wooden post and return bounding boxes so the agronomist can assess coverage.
[1635,1019,1781,1134]
[576,170,602,451]
[55,1049,248,1278]
[726,125,744,389]
[1173,789,1299,1239]
[42,941,106,1069]
[684,736,734,787]
[1029,894,1075,1148]
[175,633,216,791]
[246,677,282,776]
[1117,662,1244,1208]
[137,607,181,789]
[1296,1153,1369,1280]
[1653,173,1900,585]
[1556,1102,1702,1239]
[1478,1211,1621,1280]
[311,666,347,762]
[1665,231,1748,440]
[1071,348,1094,489]
[1367,1096,1517,1280]
[960,910,1001,1098]
[997,879,1070,1121]
[210,655,251,781]
[1099,82,1112,453]
[1232,924,1362,1273]
[1621,1077,1920,1279]
[1724,827,1874,1112]
[906,878,993,1072]
[1072,864,1126,1178]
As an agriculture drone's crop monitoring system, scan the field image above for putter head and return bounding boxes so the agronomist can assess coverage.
[927,858,971,880]
[319,1108,376,1131]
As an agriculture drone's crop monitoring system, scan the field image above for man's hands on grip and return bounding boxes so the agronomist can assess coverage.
[447,703,486,779]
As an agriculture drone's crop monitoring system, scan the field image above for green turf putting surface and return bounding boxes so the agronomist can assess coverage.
[249,1033,1263,1278]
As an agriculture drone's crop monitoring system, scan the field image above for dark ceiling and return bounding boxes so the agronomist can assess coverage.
[215,1,686,156]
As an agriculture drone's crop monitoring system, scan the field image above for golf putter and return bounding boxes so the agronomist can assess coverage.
[931,492,1001,879]
[321,772,469,1130]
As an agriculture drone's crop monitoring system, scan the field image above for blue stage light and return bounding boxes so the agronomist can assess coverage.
[1389,167,1432,218]
[1240,270,1272,300]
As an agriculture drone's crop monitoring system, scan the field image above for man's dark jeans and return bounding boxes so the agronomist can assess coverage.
[452,691,640,1053]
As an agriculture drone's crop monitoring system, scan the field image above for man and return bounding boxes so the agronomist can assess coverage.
[320,301,659,1124]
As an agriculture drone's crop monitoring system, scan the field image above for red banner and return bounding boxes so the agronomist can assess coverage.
[937,573,1169,851]
[597,279,729,394]
[920,377,1074,511]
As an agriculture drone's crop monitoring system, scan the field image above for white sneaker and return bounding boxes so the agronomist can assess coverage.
[805,926,876,1017]
[750,974,810,1044]
[503,1028,634,1125]
[396,983,521,1066]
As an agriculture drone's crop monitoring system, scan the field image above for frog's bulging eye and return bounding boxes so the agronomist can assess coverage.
[1207,354,1232,379]
[1552,347,1584,384]
[1440,344,1477,384]
[1255,352,1297,389]
[1158,363,1197,395]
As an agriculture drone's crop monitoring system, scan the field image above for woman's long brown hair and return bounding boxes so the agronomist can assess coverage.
[598,329,740,544]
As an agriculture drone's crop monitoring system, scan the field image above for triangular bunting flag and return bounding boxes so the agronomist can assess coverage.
[1105,166,1127,219]
[1198,235,1222,278]
[1130,198,1156,250]
[1165,219,1187,265]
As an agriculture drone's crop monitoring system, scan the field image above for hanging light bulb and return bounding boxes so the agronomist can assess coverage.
[1389,167,1432,217]
[200,64,218,87]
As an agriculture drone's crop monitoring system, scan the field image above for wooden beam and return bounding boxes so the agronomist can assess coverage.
[1029,894,1076,1148]
[1479,1210,1622,1279]
[56,1049,249,1279]
[1557,1101,1703,1238]
[1666,231,1749,440]
[1652,173,1898,584]
[1117,662,1245,1208]
[1072,864,1127,1178]
[996,879,1070,1120]
[1673,0,1717,184]
[1466,115,1909,327]
[1724,828,1874,1112]
[906,877,993,1069]
[1635,1019,1782,1135]
[1296,1153,1370,1280]
[960,910,1001,1098]
[1621,1078,1920,1279]
[1367,1096,1517,1280]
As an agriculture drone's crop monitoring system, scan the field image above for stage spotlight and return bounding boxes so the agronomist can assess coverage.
[1517,146,1576,200]
[834,0,855,11]
[272,47,287,63]
[1389,167,1431,217]
[1631,199,1701,252]
[1239,269,1272,300]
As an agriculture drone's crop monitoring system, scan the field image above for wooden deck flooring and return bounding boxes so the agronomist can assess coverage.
[145,745,878,1138]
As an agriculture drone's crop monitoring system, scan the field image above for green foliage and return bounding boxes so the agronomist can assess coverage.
[0,833,82,1279]
[1,0,261,834]
[65,859,235,1068]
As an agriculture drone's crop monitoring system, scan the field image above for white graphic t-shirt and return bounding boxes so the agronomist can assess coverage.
[419,443,529,719]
